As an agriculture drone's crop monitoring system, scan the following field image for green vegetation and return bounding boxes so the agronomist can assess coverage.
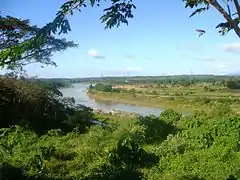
[1,95,240,179]
[89,79,240,113]
[226,79,240,89]
[0,77,96,133]
[0,15,77,71]
[1,76,240,179]
[2,1,240,179]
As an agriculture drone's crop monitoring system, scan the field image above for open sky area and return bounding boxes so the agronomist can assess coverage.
[2,0,240,78]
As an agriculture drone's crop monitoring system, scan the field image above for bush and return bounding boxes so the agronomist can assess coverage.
[225,80,240,89]
[151,90,158,95]
[94,83,113,92]
[136,114,178,143]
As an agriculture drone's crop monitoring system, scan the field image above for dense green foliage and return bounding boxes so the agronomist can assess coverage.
[2,0,240,178]
[1,102,240,179]
[92,83,113,92]
[1,77,240,179]
[0,15,77,71]
[226,79,240,89]
[0,77,93,134]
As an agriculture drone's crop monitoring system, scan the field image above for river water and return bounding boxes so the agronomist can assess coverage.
[60,83,164,116]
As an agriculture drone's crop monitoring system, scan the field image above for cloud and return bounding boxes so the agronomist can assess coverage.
[221,43,240,53]
[88,49,105,59]
[196,57,240,74]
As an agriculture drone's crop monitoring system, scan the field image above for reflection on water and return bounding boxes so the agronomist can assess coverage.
[60,83,164,116]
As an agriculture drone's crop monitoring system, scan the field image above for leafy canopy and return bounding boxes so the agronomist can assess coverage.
[184,0,240,37]
[0,15,77,71]
[53,0,240,37]
[2,0,240,72]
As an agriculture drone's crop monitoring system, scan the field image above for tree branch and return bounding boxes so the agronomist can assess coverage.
[206,0,240,37]
[233,0,240,18]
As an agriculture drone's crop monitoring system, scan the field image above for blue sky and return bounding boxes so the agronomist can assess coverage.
[2,0,240,77]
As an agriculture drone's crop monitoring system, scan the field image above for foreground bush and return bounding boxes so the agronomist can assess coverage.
[0,105,240,179]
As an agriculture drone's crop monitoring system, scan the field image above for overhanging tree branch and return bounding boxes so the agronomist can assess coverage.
[233,0,240,18]
[205,0,240,37]
[0,15,77,70]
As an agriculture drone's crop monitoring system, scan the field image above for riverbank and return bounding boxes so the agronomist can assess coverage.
[92,107,139,116]
[88,91,195,113]
[88,90,240,113]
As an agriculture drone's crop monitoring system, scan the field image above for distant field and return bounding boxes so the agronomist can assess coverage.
[90,83,240,113]
[113,84,240,97]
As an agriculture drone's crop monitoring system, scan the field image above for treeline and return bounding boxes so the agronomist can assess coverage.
[225,79,240,89]
[27,75,240,86]
[90,78,240,90]
[7,75,240,90]
[89,83,117,92]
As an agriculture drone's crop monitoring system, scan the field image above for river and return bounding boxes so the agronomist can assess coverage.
[60,83,164,116]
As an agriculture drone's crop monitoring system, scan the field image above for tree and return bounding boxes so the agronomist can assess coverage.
[225,79,240,89]
[0,0,135,70]
[184,0,240,37]
[2,0,240,71]
[0,15,77,71]
[52,0,240,38]
[94,83,113,92]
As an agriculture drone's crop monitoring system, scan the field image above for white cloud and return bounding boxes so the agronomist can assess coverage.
[88,49,105,59]
[221,43,240,53]
[197,57,240,74]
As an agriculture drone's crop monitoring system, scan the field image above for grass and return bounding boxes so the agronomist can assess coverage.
[88,91,197,113]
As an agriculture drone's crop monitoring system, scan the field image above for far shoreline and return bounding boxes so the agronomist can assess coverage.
[87,91,193,114]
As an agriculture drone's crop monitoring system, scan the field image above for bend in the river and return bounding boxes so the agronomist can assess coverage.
[60,83,164,116]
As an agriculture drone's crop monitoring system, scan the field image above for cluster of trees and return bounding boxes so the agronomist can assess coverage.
[90,83,113,92]
[0,77,95,134]
[89,83,124,93]
[225,79,240,89]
